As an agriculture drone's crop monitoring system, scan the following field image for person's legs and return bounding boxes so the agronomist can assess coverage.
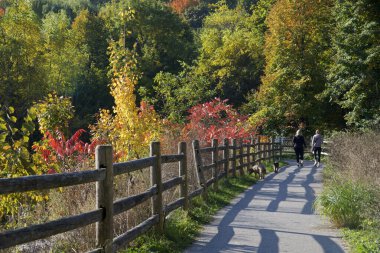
[313,148,318,166]
[294,148,300,164]
[316,147,321,165]
[300,149,304,166]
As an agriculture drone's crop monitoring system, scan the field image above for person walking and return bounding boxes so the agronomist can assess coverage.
[293,130,306,167]
[312,130,323,167]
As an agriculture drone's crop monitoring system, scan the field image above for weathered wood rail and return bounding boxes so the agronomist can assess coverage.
[0,137,281,252]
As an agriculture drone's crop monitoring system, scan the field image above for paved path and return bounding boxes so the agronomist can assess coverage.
[184,160,348,253]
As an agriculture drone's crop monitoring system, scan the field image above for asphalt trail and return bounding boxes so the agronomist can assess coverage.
[184,160,347,253]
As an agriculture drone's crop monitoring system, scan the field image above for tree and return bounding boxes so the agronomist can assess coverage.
[153,63,215,122]
[91,42,161,160]
[195,3,264,107]
[99,0,196,99]
[250,0,343,134]
[41,10,89,96]
[326,0,380,128]
[71,10,113,130]
[0,0,47,115]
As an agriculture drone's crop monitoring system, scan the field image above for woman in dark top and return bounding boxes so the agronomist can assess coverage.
[293,130,306,167]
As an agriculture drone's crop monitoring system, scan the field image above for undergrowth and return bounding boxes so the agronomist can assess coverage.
[121,175,257,253]
[315,131,380,253]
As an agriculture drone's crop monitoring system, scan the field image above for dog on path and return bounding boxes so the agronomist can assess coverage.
[273,161,280,173]
[248,163,266,179]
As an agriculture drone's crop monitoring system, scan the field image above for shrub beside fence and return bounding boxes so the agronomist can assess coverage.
[0,136,281,252]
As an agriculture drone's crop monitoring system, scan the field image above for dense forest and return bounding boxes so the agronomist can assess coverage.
[1,0,378,134]
[0,0,379,171]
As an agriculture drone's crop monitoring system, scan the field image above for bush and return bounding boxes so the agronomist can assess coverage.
[315,181,377,228]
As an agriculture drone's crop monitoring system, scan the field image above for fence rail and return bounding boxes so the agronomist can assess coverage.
[279,137,331,156]
[0,136,282,252]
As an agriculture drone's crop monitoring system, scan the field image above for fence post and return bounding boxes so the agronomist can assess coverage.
[150,142,164,233]
[239,139,245,176]
[263,138,269,161]
[279,136,283,161]
[212,139,219,190]
[257,136,262,163]
[192,140,207,199]
[247,138,251,169]
[96,145,114,253]
[232,139,237,177]
[223,138,229,178]
[270,137,274,162]
[178,142,188,210]
[252,137,257,165]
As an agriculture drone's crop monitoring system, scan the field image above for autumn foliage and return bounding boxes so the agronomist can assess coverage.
[33,129,100,173]
[184,98,253,145]
[169,0,199,13]
[91,42,161,160]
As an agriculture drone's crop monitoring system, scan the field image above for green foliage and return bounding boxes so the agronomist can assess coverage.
[342,228,380,253]
[70,9,113,130]
[41,10,89,95]
[32,93,74,135]
[326,0,380,129]
[315,180,377,228]
[0,105,47,221]
[100,0,196,99]
[250,0,343,134]
[195,3,263,106]
[183,2,212,29]
[165,210,199,248]
[32,0,104,19]
[153,63,215,122]
[0,0,47,114]
[0,105,37,177]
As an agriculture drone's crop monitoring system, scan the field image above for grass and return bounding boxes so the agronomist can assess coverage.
[314,131,380,253]
[315,180,376,228]
[121,174,258,253]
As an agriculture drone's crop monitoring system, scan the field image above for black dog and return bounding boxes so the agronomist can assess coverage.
[273,161,280,173]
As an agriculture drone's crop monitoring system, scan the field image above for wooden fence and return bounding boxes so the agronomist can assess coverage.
[280,137,330,156]
[0,137,281,252]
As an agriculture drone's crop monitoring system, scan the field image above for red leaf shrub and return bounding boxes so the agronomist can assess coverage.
[33,129,101,172]
[184,98,253,145]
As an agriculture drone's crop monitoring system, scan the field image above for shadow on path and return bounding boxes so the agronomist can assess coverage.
[301,165,319,214]
[266,166,301,212]
[257,229,279,253]
[255,228,345,253]
[314,234,346,253]
[199,172,279,252]
[185,162,347,253]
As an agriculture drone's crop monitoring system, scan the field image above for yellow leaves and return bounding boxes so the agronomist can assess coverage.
[2,145,11,151]
[91,44,161,161]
